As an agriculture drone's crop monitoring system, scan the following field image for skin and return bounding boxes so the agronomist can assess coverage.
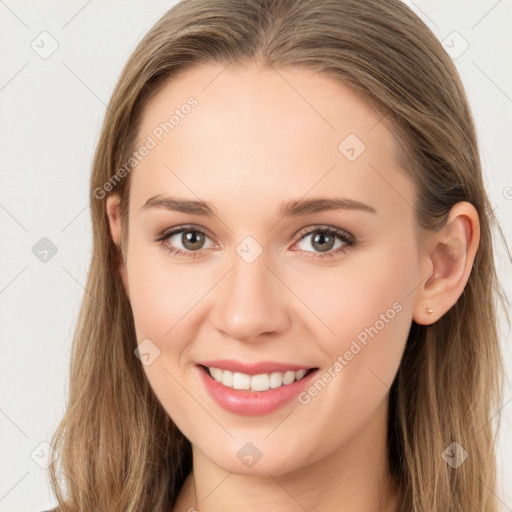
[106,62,479,511]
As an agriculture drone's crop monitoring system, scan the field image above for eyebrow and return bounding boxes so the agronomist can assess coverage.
[140,194,377,218]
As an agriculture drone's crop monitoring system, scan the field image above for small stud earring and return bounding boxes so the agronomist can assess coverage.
[426,307,434,315]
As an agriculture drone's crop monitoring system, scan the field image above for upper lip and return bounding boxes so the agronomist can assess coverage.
[197,359,317,376]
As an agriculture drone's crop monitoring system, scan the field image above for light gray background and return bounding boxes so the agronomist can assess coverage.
[1,1,511,510]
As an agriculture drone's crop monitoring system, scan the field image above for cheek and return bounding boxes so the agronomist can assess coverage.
[126,242,203,345]
[125,246,202,431]
[308,234,417,351]
[296,236,417,396]
[281,248,415,464]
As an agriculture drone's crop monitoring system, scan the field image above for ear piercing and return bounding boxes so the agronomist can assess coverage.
[426,307,434,315]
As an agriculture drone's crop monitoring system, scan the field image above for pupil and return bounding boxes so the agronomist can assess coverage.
[312,232,334,253]
[183,231,204,250]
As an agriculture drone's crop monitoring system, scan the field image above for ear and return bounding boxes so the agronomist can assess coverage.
[106,194,130,301]
[413,201,480,325]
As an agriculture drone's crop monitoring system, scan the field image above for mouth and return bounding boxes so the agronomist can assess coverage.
[198,364,319,393]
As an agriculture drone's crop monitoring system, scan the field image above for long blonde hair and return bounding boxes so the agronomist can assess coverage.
[48,0,507,510]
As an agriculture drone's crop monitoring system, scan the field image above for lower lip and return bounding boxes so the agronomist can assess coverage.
[197,365,319,416]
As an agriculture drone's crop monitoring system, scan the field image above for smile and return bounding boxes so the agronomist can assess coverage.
[203,365,315,392]
[196,363,320,416]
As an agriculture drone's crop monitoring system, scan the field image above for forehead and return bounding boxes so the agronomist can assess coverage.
[130,62,412,220]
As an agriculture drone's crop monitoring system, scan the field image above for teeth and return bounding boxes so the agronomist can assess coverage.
[269,371,282,388]
[207,367,311,392]
[296,369,307,380]
[250,373,269,391]
[222,369,234,387]
[232,372,251,390]
[212,368,223,382]
[282,370,295,385]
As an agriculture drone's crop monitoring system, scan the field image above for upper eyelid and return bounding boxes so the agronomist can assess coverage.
[294,224,353,241]
[161,224,213,237]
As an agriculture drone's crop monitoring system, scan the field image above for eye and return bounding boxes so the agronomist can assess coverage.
[291,225,355,259]
[156,225,216,259]
[156,224,355,260]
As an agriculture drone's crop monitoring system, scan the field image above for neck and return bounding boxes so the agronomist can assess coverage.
[174,397,399,512]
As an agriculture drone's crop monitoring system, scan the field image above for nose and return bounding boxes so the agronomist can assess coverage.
[210,250,291,343]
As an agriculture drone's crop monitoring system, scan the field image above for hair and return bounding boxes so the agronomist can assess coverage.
[47,0,508,510]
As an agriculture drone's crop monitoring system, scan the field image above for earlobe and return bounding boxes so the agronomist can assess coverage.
[413,202,480,325]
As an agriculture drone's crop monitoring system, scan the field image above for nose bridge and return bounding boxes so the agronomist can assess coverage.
[212,245,289,341]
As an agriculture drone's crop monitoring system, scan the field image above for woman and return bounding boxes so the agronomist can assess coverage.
[46,0,506,510]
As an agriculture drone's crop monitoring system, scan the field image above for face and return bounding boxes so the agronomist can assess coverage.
[112,62,424,476]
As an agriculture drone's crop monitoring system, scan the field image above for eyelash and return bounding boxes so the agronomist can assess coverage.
[155,224,355,260]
